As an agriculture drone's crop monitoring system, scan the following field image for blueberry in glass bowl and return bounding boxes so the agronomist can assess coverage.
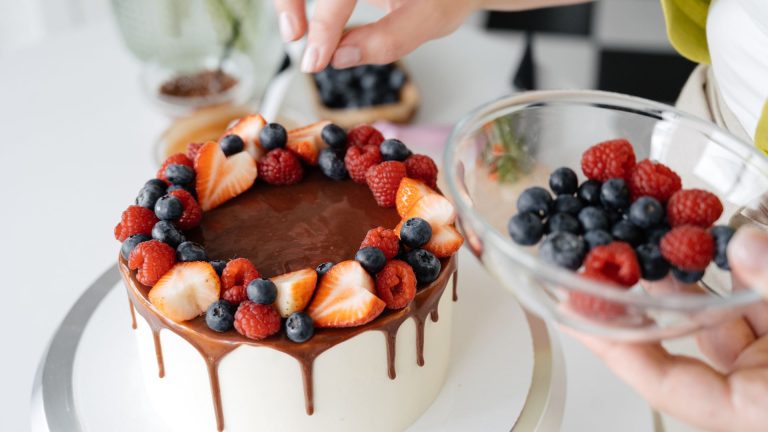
[444,90,768,341]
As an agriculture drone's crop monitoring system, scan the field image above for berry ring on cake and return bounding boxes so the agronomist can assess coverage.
[115,116,463,432]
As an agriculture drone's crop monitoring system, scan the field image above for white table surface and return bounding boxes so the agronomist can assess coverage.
[0,15,653,432]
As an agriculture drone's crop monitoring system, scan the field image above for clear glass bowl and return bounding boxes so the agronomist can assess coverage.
[444,90,768,341]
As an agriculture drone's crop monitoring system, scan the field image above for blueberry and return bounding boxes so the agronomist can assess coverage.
[318,148,348,180]
[167,183,196,197]
[578,206,609,231]
[176,241,208,262]
[538,231,587,270]
[259,123,288,151]
[380,139,411,162]
[246,278,277,304]
[635,243,670,281]
[578,180,602,206]
[549,167,578,195]
[628,197,664,229]
[611,220,644,246]
[206,300,235,332]
[600,178,631,210]
[389,68,407,90]
[210,260,227,276]
[144,178,168,191]
[553,195,583,215]
[355,247,386,274]
[710,225,735,270]
[600,178,630,210]
[507,212,544,246]
[517,187,553,218]
[321,124,347,149]
[547,213,582,235]
[164,164,195,185]
[219,134,245,156]
[647,225,671,245]
[584,230,613,249]
[672,267,705,283]
[316,261,334,276]
[285,312,315,343]
[404,249,442,284]
[359,72,379,90]
[605,208,624,225]
[154,195,183,221]
[136,183,166,209]
[151,220,185,247]
[120,234,151,260]
[400,217,432,248]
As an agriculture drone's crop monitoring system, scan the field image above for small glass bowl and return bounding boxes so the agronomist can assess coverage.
[140,52,255,117]
[444,90,768,341]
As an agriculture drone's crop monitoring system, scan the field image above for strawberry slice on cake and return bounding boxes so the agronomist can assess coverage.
[195,141,257,211]
[307,260,385,328]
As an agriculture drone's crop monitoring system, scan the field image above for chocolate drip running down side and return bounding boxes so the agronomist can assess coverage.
[120,257,456,432]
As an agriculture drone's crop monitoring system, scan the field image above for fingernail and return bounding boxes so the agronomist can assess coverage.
[301,46,318,73]
[332,46,361,69]
[729,227,768,271]
[279,13,295,42]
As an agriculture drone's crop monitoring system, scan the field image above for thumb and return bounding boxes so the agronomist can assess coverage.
[728,225,768,297]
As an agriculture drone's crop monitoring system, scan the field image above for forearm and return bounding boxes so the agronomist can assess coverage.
[480,0,593,11]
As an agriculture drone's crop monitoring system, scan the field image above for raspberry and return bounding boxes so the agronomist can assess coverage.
[375,260,417,309]
[222,284,248,304]
[186,142,205,161]
[157,153,194,184]
[168,189,202,230]
[234,301,282,340]
[257,148,304,185]
[580,139,636,182]
[344,144,382,183]
[666,189,723,227]
[404,154,438,189]
[583,241,641,287]
[128,240,176,286]
[361,227,400,260]
[114,205,159,242]
[660,225,714,271]
[628,159,681,202]
[347,124,384,148]
[221,258,260,304]
[569,270,626,319]
[366,161,407,207]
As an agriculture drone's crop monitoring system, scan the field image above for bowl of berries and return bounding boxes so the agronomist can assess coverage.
[444,90,768,340]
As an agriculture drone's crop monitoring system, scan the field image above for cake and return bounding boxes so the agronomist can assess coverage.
[113,117,464,431]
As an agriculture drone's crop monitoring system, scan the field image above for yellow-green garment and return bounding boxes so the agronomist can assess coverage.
[661,0,768,153]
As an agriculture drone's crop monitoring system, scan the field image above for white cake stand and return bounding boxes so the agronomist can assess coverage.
[31,250,566,431]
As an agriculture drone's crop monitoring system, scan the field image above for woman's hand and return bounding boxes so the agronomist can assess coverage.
[569,226,768,432]
[274,0,590,72]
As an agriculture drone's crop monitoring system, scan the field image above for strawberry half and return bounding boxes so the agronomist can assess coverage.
[272,268,318,318]
[401,193,457,226]
[223,114,267,159]
[423,225,464,258]
[286,121,331,165]
[148,262,221,322]
[307,261,385,328]
[396,177,436,218]
[195,141,257,211]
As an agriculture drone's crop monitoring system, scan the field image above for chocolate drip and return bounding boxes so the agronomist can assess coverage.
[452,269,459,301]
[152,330,165,378]
[298,356,316,415]
[128,298,137,329]
[430,308,439,323]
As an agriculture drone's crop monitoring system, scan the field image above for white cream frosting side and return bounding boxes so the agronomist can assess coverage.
[133,276,454,432]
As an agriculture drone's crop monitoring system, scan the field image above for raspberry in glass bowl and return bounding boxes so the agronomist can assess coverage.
[444,90,768,341]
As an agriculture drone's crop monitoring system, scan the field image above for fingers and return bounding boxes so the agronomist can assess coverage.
[729,226,768,297]
[331,0,473,69]
[695,318,756,372]
[565,329,737,431]
[275,0,308,42]
[301,0,357,72]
